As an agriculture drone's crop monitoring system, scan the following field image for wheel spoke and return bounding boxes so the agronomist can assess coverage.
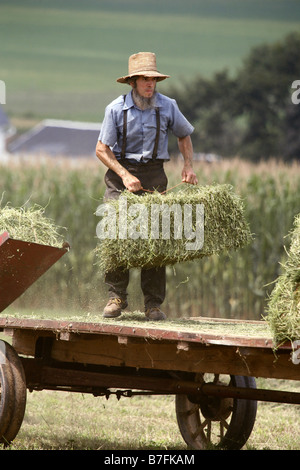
[219,421,224,439]
[220,418,229,433]
[206,421,212,442]
[213,374,219,384]
[192,418,208,440]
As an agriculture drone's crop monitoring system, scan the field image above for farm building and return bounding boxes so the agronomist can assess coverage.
[8,119,101,158]
[0,105,15,161]
[6,117,221,162]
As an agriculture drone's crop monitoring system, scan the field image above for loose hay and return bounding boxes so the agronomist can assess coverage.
[3,309,272,340]
[94,184,252,272]
[266,213,300,345]
[0,204,65,247]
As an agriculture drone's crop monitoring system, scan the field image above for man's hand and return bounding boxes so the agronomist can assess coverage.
[182,166,198,185]
[122,173,142,192]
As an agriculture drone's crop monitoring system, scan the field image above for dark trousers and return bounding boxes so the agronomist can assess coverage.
[104,160,167,309]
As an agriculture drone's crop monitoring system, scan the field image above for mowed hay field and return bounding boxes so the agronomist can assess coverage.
[1,0,300,122]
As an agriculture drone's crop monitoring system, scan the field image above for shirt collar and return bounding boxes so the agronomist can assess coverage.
[123,91,134,110]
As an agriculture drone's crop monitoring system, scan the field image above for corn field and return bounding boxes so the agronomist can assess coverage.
[1,157,299,320]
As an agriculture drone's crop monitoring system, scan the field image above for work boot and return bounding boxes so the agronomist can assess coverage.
[145,307,166,321]
[103,298,128,318]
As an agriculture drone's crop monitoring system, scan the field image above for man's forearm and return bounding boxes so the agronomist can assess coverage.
[95,141,142,192]
[96,141,128,179]
[178,135,194,167]
[178,135,198,185]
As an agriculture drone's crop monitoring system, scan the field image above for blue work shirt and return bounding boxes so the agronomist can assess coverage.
[98,91,194,163]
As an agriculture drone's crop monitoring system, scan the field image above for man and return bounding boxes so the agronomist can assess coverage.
[96,52,198,321]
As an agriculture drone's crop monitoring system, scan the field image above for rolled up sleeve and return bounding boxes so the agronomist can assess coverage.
[98,106,118,147]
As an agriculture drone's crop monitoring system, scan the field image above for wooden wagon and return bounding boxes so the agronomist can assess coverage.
[0,232,299,450]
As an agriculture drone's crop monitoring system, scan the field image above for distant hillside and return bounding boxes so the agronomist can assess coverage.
[1,0,300,121]
[3,0,300,21]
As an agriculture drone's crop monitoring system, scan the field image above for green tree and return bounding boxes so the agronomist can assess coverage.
[167,32,300,161]
[235,32,300,160]
[168,70,239,156]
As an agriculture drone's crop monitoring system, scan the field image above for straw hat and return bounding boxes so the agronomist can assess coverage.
[117,52,170,84]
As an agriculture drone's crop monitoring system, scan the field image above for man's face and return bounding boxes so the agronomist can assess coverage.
[132,76,157,98]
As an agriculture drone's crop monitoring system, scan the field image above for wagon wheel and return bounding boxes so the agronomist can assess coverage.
[176,373,257,450]
[0,341,27,445]
[0,342,15,444]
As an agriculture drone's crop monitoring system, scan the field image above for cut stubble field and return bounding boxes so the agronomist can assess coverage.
[1,0,300,121]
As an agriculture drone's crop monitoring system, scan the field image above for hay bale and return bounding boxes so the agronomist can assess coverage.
[266,213,300,345]
[94,184,251,273]
[0,204,65,247]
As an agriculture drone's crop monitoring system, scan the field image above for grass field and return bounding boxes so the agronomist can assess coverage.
[1,0,300,121]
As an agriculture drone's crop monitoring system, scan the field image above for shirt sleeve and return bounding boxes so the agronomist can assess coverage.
[169,99,194,138]
[98,105,118,147]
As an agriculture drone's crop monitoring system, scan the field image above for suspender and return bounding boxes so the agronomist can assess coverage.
[152,107,160,159]
[120,95,160,160]
[121,106,128,160]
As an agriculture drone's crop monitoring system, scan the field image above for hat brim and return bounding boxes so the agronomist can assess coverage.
[117,71,170,84]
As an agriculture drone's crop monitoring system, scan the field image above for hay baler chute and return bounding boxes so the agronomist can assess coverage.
[0,231,69,444]
[0,231,69,313]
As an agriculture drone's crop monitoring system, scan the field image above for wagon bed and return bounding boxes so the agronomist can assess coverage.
[0,313,298,388]
[0,312,299,449]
